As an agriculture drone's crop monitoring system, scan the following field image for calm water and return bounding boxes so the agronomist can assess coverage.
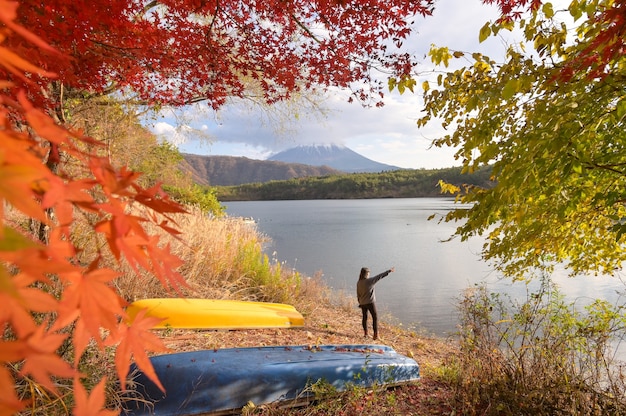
[225,198,625,337]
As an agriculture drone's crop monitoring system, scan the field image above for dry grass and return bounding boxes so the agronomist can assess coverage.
[451,280,626,416]
[13,201,626,415]
[109,205,318,305]
[113,206,457,414]
[8,204,457,415]
[115,206,269,300]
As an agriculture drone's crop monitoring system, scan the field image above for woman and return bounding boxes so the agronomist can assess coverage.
[356,266,395,340]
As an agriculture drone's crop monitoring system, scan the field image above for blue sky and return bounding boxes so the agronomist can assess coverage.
[145,0,523,169]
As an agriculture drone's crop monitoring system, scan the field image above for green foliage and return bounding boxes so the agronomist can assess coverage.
[66,96,226,216]
[455,276,626,415]
[428,357,461,386]
[234,241,302,303]
[135,140,184,187]
[215,166,493,201]
[164,184,224,216]
[418,0,626,278]
[388,75,416,94]
[134,139,226,216]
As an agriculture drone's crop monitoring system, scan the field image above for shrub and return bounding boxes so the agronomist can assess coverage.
[454,275,626,415]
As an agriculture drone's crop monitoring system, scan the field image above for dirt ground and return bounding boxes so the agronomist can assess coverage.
[155,302,458,415]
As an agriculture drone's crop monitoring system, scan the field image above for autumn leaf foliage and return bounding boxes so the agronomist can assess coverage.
[0,2,188,414]
[417,0,626,279]
[12,0,435,110]
[484,0,626,81]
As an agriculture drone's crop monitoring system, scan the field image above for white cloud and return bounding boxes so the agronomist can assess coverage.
[152,121,175,136]
[152,121,194,146]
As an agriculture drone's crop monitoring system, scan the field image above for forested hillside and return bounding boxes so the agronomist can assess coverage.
[182,154,345,185]
[214,166,493,200]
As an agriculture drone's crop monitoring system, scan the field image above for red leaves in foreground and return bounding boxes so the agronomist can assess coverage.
[11,0,436,110]
[482,0,543,20]
[0,2,187,414]
[73,378,118,416]
[114,309,170,392]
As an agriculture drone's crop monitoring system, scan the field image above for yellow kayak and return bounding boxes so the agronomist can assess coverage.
[126,298,305,330]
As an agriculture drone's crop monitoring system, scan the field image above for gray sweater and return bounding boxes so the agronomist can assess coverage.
[356,270,391,306]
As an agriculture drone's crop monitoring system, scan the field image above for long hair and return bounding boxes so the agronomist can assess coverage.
[359,267,369,280]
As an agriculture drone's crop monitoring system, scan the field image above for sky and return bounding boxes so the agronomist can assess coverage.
[145,0,521,169]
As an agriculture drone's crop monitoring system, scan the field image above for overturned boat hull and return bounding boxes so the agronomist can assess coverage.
[125,344,420,415]
[126,298,305,330]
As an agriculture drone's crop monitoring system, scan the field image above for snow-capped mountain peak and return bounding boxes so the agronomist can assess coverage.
[268,144,400,173]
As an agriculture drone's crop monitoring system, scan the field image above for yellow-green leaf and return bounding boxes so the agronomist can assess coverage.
[502,79,519,100]
[429,46,452,67]
[438,180,460,195]
[573,161,583,174]
[542,2,554,18]
[569,0,583,20]
[479,22,492,43]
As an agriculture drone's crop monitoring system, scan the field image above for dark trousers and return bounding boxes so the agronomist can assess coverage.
[360,303,378,335]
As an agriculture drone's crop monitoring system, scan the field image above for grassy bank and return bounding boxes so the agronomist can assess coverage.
[8,201,456,414]
[15,204,626,415]
[110,206,458,414]
[115,206,626,415]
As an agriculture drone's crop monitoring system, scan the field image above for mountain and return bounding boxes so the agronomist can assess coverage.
[181,154,344,186]
[267,144,401,173]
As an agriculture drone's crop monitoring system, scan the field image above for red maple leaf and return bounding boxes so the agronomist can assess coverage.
[114,309,169,391]
[0,365,23,415]
[58,266,123,342]
[72,377,118,416]
[0,271,58,338]
[0,159,49,222]
[20,324,79,393]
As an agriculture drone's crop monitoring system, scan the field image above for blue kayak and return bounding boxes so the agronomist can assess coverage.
[124,344,420,415]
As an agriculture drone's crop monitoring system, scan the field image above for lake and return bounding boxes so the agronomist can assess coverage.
[225,198,626,337]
